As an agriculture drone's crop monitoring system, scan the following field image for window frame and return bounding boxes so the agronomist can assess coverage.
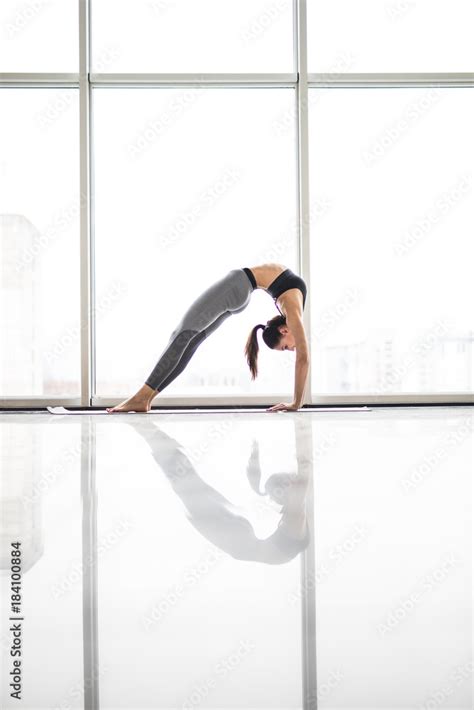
[0,0,472,408]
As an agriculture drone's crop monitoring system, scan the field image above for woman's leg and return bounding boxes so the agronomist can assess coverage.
[144,268,253,391]
[107,268,254,412]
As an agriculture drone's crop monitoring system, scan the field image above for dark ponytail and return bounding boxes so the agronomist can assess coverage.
[244,324,265,380]
[244,314,287,380]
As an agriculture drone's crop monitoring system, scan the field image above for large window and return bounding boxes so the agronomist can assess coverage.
[0,89,81,396]
[93,87,298,396]
[308,87,474,395]
[1,1,473,405]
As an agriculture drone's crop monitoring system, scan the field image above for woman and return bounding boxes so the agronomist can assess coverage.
[106,263,309,413]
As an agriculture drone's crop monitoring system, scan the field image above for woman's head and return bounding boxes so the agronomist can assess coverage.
[265,473,295,505]
[247,465,295,506]
[244,314,296,379]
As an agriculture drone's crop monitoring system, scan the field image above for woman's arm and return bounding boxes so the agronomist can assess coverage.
[267,302,310,411]
[287,308,310,407]
[292,356,310,408]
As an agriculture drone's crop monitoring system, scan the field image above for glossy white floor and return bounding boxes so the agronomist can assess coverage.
[0,406,472,710]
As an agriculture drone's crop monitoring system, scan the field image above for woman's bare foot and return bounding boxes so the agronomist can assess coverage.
[106,384,157,414]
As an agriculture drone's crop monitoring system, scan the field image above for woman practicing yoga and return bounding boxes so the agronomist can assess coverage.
[106,262,309,414]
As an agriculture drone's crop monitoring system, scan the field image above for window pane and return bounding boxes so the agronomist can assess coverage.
[92,87,298,397]
[0,89,81,396]
[308,87,474,395]
[307,0,474,72]
[0,1,78,72]
[91,0,294,73]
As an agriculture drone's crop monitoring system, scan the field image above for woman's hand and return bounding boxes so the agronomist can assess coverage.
[266,401,300,412]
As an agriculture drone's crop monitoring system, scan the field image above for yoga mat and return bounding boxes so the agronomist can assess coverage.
[47,405,371,415]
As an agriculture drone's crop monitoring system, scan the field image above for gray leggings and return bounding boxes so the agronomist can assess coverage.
[145,268,255,391]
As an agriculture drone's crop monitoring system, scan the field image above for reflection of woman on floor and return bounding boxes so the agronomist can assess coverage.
[107,262,309,413]
[128,418,311,565]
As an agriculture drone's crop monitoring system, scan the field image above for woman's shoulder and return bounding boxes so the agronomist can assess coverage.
[276,288,304,316]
